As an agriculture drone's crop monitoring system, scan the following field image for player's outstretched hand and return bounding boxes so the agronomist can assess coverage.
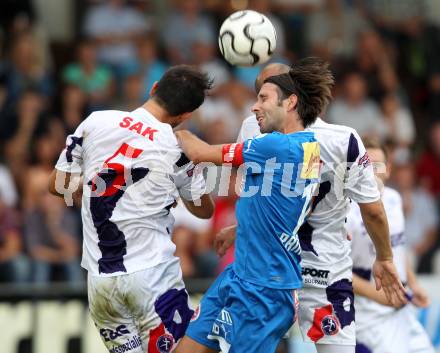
[372,259,407,307]
[373,288,404,308]
[214,225,237,257]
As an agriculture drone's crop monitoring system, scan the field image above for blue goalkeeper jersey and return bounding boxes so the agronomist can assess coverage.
[228,131,320,289]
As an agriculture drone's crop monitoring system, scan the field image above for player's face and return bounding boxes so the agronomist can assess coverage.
[367,147,389,183]
[252,83,286,133]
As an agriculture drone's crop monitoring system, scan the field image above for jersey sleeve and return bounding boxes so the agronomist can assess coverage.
[345,203,357,238]
[173,152,207,201]
[55,118,88,174]
[344,131,380,203]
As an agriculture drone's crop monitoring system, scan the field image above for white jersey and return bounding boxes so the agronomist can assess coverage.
[55,107,206,277]
[238,116,380,281]
[347,186,407,328]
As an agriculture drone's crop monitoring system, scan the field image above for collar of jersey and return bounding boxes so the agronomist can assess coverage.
[284,130,314,136]
[134,107,173,132]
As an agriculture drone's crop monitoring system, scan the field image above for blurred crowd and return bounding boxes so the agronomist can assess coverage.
[0,0,440,285]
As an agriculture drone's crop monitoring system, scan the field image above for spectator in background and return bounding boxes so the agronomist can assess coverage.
[24,169,82,284]
[122,34,167,100]
[417,121,440,198]
[2,31,52,106]
[113,73,143,111]
[327,70,387,139]
[3,90,46,188]
[21,122,66,209]
[363,0,426,36]
[58,85,89,135]
[0,0,35,35]
[83,0,149,77]
[62,39,113,110]
[354,30,408,105]
[162,0,216,64]
[307,0,370,61]
[398,15,439,88]
[427,71,440,120]
[393,161,439,273]
[191,30,230,87]
[0,80,6,130]
[248,0,288,57]
[29,130,62,172]
[424,10,440,120]
[1,89,44,141]
[0,191,29,283]
[0,162,18,208]
[0,0,52,73]
[380,93,415,146]
[271,0,323,58]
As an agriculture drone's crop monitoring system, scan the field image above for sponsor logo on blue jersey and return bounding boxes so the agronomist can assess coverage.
[279,232,301,255]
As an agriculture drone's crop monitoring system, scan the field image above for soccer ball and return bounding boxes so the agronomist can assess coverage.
[218,10,277,67]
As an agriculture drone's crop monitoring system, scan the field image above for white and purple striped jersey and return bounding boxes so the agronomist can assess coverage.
[55,107,206,277]
[347,186,407,329]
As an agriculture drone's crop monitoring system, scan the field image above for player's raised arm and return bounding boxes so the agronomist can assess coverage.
[175,130,223,165]
[344,131,406,307]
[358,200,407,307]
[175,130,247,167]
[48,119,87,206]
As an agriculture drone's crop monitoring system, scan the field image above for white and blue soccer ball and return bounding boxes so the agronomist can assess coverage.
[218,10,277,67]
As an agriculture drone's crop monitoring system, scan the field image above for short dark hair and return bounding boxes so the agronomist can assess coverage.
[264,57,334,127]
[152,65,213,116]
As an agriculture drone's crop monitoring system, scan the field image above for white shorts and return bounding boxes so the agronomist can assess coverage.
[88,258,193,353]
[298,274,355,346]
[356,306,435,353]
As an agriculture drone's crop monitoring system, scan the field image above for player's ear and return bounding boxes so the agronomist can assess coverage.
[149,81,159,96]
[287,94,297,112]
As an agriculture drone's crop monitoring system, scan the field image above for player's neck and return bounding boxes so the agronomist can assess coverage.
[141,100,170,125]
[283,115,304,134]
